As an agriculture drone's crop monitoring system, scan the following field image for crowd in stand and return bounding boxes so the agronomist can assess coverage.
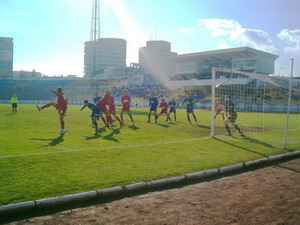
[113,85,172,99]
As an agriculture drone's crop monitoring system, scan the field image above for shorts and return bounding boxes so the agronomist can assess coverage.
[12,103,17,108]
[91,112,100,118]
[160,109,168,114]
[169,107,176,113]
[227,112,237,123]
[186,107,194,113]
[109,106,116,114]
[149,106,157,112]
[56,104,67,116]
[122,106,130,112]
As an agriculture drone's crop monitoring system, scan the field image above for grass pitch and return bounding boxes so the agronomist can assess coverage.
[0,104,299,206]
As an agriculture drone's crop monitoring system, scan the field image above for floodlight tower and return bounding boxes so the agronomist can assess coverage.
[90,0,100,80]
[90,0,100,41]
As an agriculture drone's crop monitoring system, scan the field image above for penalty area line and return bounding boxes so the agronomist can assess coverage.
[0,136,212,159]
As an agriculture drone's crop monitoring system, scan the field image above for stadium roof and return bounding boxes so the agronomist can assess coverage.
[169,47,278,62]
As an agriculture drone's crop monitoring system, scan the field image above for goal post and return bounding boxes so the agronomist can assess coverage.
[210,67,300,148]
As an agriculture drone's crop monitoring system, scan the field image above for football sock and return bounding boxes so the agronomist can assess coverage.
[94,121,98,132]
[193,115,197,122]
[101,117,106,125]
[187,116,191,123]
[129,114,134,123]
[120,114,124,122]
[61,121,65,129]
[148,114,151,122]
[107,116,113,125]
[41,103,51,109]
[225,124,231,134]
[116,116,122,124]
[234,124,242,132]
[174,114,176,121]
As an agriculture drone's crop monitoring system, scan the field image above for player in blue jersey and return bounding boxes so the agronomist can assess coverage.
[167,97,177,122]
[182,94,198,124]
[80,100,101,133]
[147,93,159,123]
[93,91,107,126]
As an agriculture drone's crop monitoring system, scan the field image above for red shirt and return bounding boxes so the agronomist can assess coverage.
[160,102,168,110]
[98,94,114,106]
[121,95,131,107]
[51,89,68,107]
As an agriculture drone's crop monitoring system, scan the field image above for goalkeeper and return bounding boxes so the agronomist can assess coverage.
[224,95,243,136]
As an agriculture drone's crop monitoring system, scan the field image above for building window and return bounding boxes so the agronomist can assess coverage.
[233,61,244,69]
[245,59,257,67]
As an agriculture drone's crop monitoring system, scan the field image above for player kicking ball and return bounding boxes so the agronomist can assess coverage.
[120,90,134,126]
[80,100,101,134]
[224,95,243,136]
[156,99,172,123]
[36,86,68,135]
[182,94,198,125]
[147,93,158,123]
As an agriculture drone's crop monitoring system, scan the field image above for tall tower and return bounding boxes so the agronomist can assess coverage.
[90,0,100,41]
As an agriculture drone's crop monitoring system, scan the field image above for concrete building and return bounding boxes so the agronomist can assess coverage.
[171,47,278,79]
[167,47,279,87]
[0,37,13,78]
[84,38,126,77]
[139,40,177,82]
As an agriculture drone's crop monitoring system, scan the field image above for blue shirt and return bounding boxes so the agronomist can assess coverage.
[149,97,158,107]
[93,96,102,104]
[81,103,100,114]
[168,100,177,109]
[183,97,195,110]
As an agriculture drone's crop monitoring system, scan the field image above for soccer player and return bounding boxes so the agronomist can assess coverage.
[224,95,243,136]
[120,90,134,126]
[156,98,172,123]
[214,99,225,121]
[36,86,68,135]
[98,90,123,127]
[80,100,100,133]
[147,93,158,123]
[93,91,106,126]
[168,97,177,122]
[10,94,18,114]
[182,94,198,124]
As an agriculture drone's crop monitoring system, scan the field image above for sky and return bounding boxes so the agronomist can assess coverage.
[0,0,299,77]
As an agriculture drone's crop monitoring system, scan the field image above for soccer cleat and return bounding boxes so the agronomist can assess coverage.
[131,122,135,126]
[147,120,150,123]
[36,105,41,111]
[111,124,116,127]
[225,133,231,136]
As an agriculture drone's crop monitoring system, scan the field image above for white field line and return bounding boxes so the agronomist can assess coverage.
[0,136,212,159]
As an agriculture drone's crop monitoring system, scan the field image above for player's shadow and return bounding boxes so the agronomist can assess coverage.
[155,123,170,128]
[98,127,106,133]
[102,128,120,142]
[85,133,102,140]
[213,137,269,158]
[32,136,64,147]
[128,125,140,131]
[5,114,13,116]
[197,125,210,129]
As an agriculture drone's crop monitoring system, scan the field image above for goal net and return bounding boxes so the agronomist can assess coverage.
[210,68,300,148]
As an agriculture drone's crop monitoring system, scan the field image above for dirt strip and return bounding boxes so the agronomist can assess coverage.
[9,159,300,225]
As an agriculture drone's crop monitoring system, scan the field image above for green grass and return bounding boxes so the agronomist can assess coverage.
[0,104,299,206]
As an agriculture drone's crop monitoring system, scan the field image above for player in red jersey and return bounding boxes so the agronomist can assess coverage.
[98,90,123,127]
[36,86,68,135]
[156,99,172,123]
[120,90,134,126]
[214,99,225,121]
